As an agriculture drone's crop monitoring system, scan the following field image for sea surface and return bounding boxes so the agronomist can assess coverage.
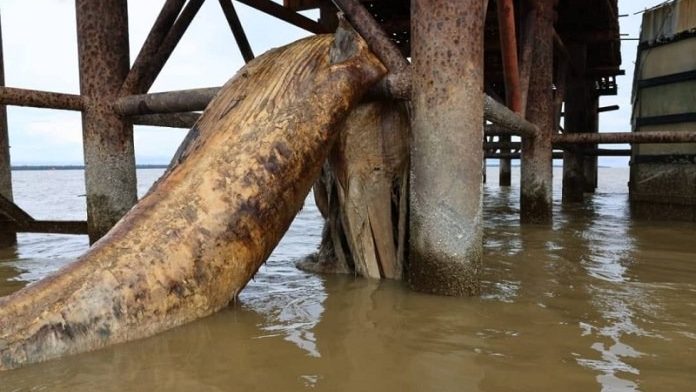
[1,167,695,391]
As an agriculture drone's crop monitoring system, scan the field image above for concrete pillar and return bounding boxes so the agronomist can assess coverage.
[562,45,588,203]
[520,0,554,224]
[408,0,484,296]
[76,0,137,243]
[0,13,15,247]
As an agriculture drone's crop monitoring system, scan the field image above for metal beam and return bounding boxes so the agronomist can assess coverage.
[553,131,696,144]
[237,0,328,34]
[331,0,409,73]
[484,95,539,138]
[114,87,220,115]
[120,0,186,95]
[496,0,522,187]
[131,112,200,128]
[1,220,88,235]
[219,0,255,63]
[0,87,84,111]
[0,194,33,227]
[139,0,205,93]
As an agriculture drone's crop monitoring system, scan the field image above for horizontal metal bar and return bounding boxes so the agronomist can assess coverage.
[131,112,199,128]
[114,87,220,115]
[599,105,620,113]
[486,152,564,159]
[560,105,620,117]
[0,87,84,111]
[486,149,631,159]
[484,142,522,150]
[635,113,696,127]
[1,220,88,235]
[553,130,696,144]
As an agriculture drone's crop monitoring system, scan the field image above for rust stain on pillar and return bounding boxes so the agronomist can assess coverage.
[76,0,137,243]
[497,0,522,187]
[408,0,484,296]
[0,12,15,247]
[521,0,553,224]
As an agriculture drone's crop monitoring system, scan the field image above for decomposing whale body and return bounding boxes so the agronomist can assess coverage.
[0,29,386,370]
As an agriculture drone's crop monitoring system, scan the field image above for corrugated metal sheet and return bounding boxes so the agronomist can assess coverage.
[640,0,696,43]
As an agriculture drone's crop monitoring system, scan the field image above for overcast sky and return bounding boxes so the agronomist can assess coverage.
[0,0,661,166]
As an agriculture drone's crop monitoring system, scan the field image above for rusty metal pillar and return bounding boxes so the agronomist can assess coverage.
[408,0,483,296]
[497,0,522,187]
[562,44,588,203]
[76,0,137,243]
[583,97,599,193]
[520,0,554,224]
[0,13,15,247]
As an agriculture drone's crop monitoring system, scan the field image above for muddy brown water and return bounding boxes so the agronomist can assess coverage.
[1,167,695,391]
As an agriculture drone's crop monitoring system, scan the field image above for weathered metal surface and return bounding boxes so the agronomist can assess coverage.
[0,87,84,111]
[497,0,522,187]
[484,95,539,138]
[487,150,630,159]
[119,0,185,95]
[1,221,88,235]
[0,194,33,227]
[115,88,220,116]
[331,0,409,73]
[219,0,255,63]
[0,30,385,370]
[521,0,554,224]
[364,69,411,101]
[130,112,200,128]
[76,0,137,243]
[0,15,14,247]
[409,0,483,296]
[519,8,537,112]
[554,130,696,144]
[562,44,587,203]
[139,0,205,93]
[237,0,329,34]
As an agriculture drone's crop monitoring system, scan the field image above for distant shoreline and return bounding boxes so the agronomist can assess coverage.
[11,165,169,171]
